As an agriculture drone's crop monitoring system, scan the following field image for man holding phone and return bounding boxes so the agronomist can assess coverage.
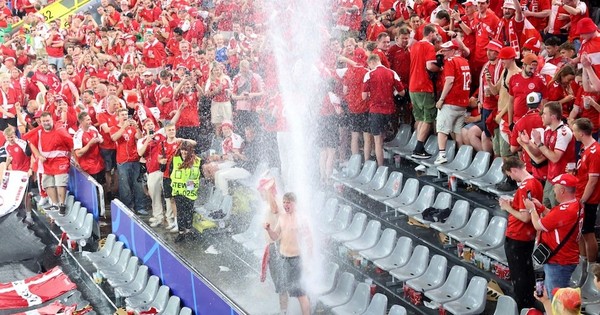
[499,157,544,309]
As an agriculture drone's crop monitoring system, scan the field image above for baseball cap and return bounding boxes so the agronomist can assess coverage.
[522,53,539,65]
[526,92,542,107]
[485,39,503,52]
[440,40,459,50]
[142,71,153,76]
[34,110,43,118]
[464,0,476,7]
[476,0,487,3]
[577,17,599,35]
[221,120,233,130]
[552,287,581,311]
[3,56,15,63]
[551,174,578,188]
[502,0,515,9]
[498,46,516,59]
[522,37,541,54]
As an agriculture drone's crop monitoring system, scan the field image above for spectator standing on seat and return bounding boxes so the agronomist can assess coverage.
[493,47,520,160]
[499,157,544,310]
[25,112,73,215]
[571,118,600,271]
[433,40,471,165]
[214,123,260,195]
[161,141,201,242]
[264,192,312,315]
[409,24,441,159]
[362,54,405,166]
[526,173,583,298]
[73,112,105,184]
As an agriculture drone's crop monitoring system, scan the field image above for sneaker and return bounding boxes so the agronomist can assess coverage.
[38,197,49,208]
[165,221,176,230]
[59,204,66,216]
[411,152,432,159]
[44,205,59,212]
[169,225,179,233]
[137,209,150,216]
[434,155,448,165]
[149,217,160,223]
[150,220,162,227]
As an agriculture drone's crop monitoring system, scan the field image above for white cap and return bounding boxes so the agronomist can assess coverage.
[502,0,515,9]
[527,92,542,105]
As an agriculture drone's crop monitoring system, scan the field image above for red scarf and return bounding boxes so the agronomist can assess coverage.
[495,18,521,59]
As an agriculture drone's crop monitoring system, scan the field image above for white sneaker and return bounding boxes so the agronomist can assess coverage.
[149,217,160,223]
[165,222,176,230]
[150,220,162,227]
[169,224,179,233]
[434,155,448,165]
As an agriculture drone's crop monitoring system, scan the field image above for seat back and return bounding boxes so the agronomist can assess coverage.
[459,276,488,311]
[391,237,413,266]
[332,205,352,229]
[345,283,371,312]
[77,213,94,237]
[581,267,600,301]
[64,202,81,221]
[149,286,170,312]
[444,145,474,171]
[342,213,368,237]
[102,234,116,254]
[122,257,140,279]
[482,216,508,245]
[418,255,448,288]
[445,140,457,163]
[139,275,160,301]
[432,192,452,210]
[463,208,490,236]
[493,295,518,315]
[366,166,389,191]
[396,178,419,204]
[388,305,407,315]
[328,272,356,302]
[179,307,192,315]
[443,265,468,297]
[387,124,412,147]
[363,293,388,315]
[360,220,382,243]
[483,157,506,182]
[318,262,339,295]
[355,161,377,184]
[163,296,181,315]
[206,189,224,209]
[403,131,418,151]
[406,245,430,268]
[345,154,363,178]
[370,229,397,257]
[322,198,339,223]
[380,172,403,196]
[104,242,124,266]
[411,186,436,209]
[66,195,75,210]
[467,151,492,177]
[71,207,88,229]
[110,249,132,272]
[446,200,470,228]
[424,135,439,155]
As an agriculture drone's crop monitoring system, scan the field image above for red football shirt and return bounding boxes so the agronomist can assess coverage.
[576,142,600,204]
[506,176,544,241]
[441,56,471,107]
[362,65,404,114]
[543,123,575,179]
[73,127,105,175]
[579,36,600,81]
[155,84,175,121]
[110,126,139,164]
[510,110,547,179]
[97,111,118,150]
[342,65,369,114]
[5,139,30,172]
[175,92,200,127]
[508,73,547,121]
[473,11,500,66]
[409,40,436,93]
[26,126,73,175]
[137,132,166,173]
[387,44,410,87]
[539,199,582,265]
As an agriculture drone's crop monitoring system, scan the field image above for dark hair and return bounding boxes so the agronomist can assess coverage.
[367,54,381,64]
[501,156,525,173]
[544,36,561,47]
[435,10,450,22]
[377,32,390,41]
[177,141,198,169]
[365,41,377,52]
[559,41,575,52]
[574,118,593,136]
[77,112,89,122]
[544,101,563,119]
[398,27,410,35]
[550,64,575,85]
[423,24,437,36]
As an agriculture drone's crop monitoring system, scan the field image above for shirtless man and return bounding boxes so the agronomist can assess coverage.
[264,192,311,315]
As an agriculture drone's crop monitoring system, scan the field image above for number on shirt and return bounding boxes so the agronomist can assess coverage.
[462,71,471,91]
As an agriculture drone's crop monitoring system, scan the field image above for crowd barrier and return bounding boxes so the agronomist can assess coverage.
[68,161,105,221]
[111,199,243,315]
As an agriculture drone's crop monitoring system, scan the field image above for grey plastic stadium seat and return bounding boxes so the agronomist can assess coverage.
[361,293,387,315]
[140,285,171,313]
[125,275,160,310]
[484,246,508,265]
[493,295,518,315]
[388,305,407,315]
[406,135,439,163]
[344,220,381,251]
[106,256,139,284]
[424,266,468,304]
[343,161,377,187]
[389,245,430,282]
[195,188,223,216]
[85,234,116,261]
[585,302,600,314]
[355,166,389,193]
[442,276,487,315]
[368,172,403,202]
[66,195,75,211]
[321,198,340,224]
[92,241,124,270]
[468,157,506,190]
[411,192,452,221]
[421,140,456,168]
[359,228,397,261]
[384,124,412,149]
[57,205,86,231]
[405,255,448,292]
[161,296,181,315]
[447,208,490,243]
[331,283,370,315]
[100,249,132,276]
[114,265,149,298]
[581,270,600,305]
[437,145,474,175]
[464,216,507,251]
[332,154,362,181]
[179,307,192,315]
[453,151,492,182]
[392,131,417,158]
[382,178,419,211]
[430,200,470,233]
[319,272,356,308]
[52,201,81,224]
[232,211,262,244]
[314,262,339,296]
[373,236,413,271]
[332,213,367,243]
[321,205,352,235]
[67,213,94,242]
[396,185,436,216]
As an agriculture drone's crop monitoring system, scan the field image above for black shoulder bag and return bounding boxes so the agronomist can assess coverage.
[532,206,581,265]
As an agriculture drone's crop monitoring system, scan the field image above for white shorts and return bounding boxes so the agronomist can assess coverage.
[41,173,69,189]
[211,101,233,124]
[436,104,466,135]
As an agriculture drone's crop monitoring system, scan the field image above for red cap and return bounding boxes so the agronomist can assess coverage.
[34,110,43,118]
[485,39,503,52]
[4,57,16,63]
[464,0,476,7]
[550,173,578,188]
[498,46,516,59]
[522,37,541,54]
[552,287,581,310]
[221,120,233,130]
[440,40,459,50]
[577,17,599,35]
[126,93,139,103]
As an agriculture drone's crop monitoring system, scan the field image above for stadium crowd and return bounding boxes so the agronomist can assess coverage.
[0,0,599,312]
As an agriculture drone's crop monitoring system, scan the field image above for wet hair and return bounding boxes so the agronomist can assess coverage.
[501,156,525,173]
[367,54,381,64]
[283,192,296,203]
[574,118,593,136]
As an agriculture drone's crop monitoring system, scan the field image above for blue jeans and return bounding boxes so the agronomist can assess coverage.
[544,263,577,299]
[117,161,147,212]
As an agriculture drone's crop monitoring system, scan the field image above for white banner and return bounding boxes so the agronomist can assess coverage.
[0,171,29,217]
